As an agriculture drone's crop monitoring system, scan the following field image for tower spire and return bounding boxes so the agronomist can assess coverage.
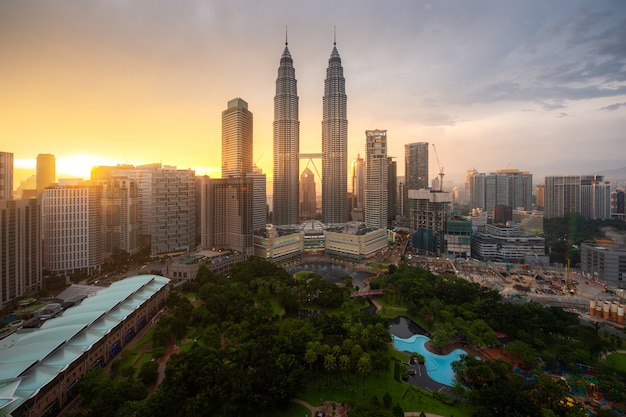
[333,25,336,46]
[285,25,288,46]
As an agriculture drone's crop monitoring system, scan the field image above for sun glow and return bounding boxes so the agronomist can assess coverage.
[56,155,122,179]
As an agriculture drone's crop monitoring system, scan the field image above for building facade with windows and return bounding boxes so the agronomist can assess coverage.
[322,42,348,225]
[365,130,388,229]
[0,198,41,309]
[581,242,626,288]
[222,98,253,178]
[273,41,300,226]
[0,152,13,200]
[42,180,104,276]
[544,175,581,219]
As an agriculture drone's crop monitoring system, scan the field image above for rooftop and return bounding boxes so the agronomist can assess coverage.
[0,275,169,416]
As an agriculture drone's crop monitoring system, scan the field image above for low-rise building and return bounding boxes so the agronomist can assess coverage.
[0,275,169,417]
[254,225,304,262]
[324,222,387,259]
[164,250,246,282]
[471,223,545,262]
[581,242,626,288]
[445,219,472,258]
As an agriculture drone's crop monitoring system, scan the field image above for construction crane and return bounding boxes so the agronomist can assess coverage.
[432,144,444,192]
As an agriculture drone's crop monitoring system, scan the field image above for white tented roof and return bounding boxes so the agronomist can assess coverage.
[0,275,169,417]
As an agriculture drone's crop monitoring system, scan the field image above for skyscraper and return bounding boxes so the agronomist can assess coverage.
[0,152,13,200]
[350,155,365,209]
[322,40,348,224]
[104,163,196,255]
[198,175,253,255]
[469,169,532,214]
[222,98,253,178]
[387,157,397,222]
[0,198,41,309]
[100,177,139,255]
[36,153,55,196]
[544,175,581,219]
[405,142,429,191]
[365,130,388,229]
[300,168,316,219]
[42,180,104,276]
[581,175,611,220]
[273,39,300,225]
[404,142,428,218]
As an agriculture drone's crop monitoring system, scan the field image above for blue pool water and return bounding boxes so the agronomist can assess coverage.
[393,334,467,386]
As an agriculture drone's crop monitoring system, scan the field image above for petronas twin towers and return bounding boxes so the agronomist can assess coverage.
[272,38,347,226]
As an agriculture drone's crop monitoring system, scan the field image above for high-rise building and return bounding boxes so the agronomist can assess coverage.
[350,155,365,209]
[536,184,545,209]
[36,153,55,196]
[222,98,253,178]
[469,170,532,214]
[42,180,104,276]
[612,189,625,218]
[0,152,13,200]
[103,163,195,255]
[404,142,428,218]
[99,177,139,255]
[322,41,348,224]
[365,130,388,229]
[0,198,41,309]
[272,40,300,225]
[498,169,533,211]
[397,179,406,223]
[149,167,196,254]
[408,189,452,256]
[405,142,429,191]
[387,157,397,222]
[581,175,611,220]
[464,168,478,205]
[249,169,268,230]
[300,168,316,219]
[469,173,487,211]
[544,175,581,219]
[198,176,253,255]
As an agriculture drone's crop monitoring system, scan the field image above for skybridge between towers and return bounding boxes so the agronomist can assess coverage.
[299,153,323,179]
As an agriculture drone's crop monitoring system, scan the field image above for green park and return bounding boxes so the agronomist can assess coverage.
[66,256,626,417]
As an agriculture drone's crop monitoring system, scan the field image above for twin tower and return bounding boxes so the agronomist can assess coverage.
[273,39,347,226]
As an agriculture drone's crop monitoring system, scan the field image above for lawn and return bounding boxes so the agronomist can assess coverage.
[297,347,474,417]
[258,401,311,417]
[605,352,626,373]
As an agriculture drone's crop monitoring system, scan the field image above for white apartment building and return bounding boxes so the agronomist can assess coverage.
[365,130,388,229]
[42,180,104,276]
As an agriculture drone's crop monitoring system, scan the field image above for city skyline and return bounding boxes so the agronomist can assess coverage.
[2,1,625,190]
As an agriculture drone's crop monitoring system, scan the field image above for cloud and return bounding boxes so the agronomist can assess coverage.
[600,102,626,111]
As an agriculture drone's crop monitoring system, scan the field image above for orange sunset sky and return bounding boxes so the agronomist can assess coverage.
[2,1,625,193]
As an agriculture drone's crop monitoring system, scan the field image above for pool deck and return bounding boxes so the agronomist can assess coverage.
[399,355,451,392]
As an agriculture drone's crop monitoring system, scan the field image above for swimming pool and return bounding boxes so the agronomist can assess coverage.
[393,334,467,386]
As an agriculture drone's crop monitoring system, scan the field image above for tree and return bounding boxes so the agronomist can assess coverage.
[382,392,392,409]
[138,360,159,385]
[357,353,372,387]
[452,356,542,416]
[392,402,404,417]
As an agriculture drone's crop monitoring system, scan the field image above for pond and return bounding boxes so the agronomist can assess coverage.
[388,316,428,338]
[288,262,374,291]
